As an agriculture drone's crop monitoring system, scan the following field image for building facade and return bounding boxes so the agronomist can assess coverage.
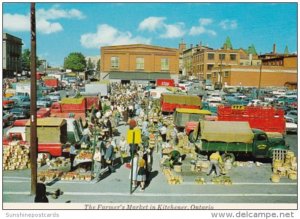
[2,33,23,78]
[182,45,197,77]
[210,65,297,87]
[192,47,240,81]
[100,44,179,83]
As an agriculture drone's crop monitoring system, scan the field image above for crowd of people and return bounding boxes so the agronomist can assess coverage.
[71,82,158,191]
[68,82,225,192]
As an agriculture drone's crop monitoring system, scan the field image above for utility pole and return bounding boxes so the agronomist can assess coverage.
[30,2,38,196]
[258,62,263,99]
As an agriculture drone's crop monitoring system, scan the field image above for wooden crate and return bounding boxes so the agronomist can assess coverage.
[272,149,287,162]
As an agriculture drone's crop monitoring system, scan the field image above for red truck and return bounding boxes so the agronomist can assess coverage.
[217,105,286,134]
[3,118,68,157]
[37,108,51,118]
[43,76,59,89]
[185,105,286,141]
[42,96,99,120]
[160,94,202,113]
[156,79,175,87]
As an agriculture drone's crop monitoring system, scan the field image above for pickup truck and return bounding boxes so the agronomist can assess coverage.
[191,121,288,161]
[160,93,202,113]
[3,118,68,157]
[44,96,99,120]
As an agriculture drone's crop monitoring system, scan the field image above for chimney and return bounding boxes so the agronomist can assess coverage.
[273,43,276,54]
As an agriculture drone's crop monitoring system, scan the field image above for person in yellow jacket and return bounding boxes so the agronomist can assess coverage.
[207,151,223,176]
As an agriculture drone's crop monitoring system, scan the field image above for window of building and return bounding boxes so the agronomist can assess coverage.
[136,57,144,70]
[207,74,211,79]
[213,72,217,78]
[207,53,215,60]
[224,71,229,78]
[161,58,169,71]
[230,54,237,61]
[219,54,226,61]
[207,64,214,71]
[110,56,119,69]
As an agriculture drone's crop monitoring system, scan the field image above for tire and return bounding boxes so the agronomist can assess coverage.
[221,153,235,163]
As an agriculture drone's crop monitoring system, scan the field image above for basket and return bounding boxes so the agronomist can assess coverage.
[271,174,280,183]
[288,173,297,180]
[174,165,182,172]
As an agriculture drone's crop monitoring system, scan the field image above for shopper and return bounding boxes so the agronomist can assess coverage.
[69,142,77,171]
[93,147,102,182]
[104,139,115,173]
[130,152,139,188]
[207,151,223,177]
[159,123,167,142]
[137,155,146,192]
[80,126,92,146]
[119,136,129,164]
[34,176,49,203]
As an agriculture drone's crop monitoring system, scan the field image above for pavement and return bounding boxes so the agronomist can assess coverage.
[2,122,298,208]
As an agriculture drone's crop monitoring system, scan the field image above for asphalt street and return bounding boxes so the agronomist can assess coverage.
[2,123,298,207]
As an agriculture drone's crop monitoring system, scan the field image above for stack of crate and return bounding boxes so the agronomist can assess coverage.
[3,142,30,170]
[272,150,297,182]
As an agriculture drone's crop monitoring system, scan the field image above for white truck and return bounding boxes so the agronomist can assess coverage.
[82,82,110,97]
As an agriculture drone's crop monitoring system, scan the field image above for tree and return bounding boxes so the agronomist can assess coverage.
[63,52,86,72]
[87,58,95,70]
[21,49,43,71]
[96,59,100,71]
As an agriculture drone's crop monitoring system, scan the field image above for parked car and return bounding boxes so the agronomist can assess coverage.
[248,99,262,106]
[37,97,52,108]
[10,108,30,119]
[3,98,15,109]
[9,95,30,105]
[47,92,61,102]
[285,117,298,133]
[208,93,222,102]
[3,112,15,127]
[285,110,297,123]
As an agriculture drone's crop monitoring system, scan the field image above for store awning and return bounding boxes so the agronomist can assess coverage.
[109,71,172,80]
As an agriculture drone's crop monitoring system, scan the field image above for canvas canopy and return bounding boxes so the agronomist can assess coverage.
[200,121,254,143]
[162,94,201,106]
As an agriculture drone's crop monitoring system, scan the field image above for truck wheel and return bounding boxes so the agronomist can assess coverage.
[222,153,235,163]
[188,131,195,143]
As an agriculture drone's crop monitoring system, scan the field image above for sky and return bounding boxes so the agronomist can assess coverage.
[2,2,297,67]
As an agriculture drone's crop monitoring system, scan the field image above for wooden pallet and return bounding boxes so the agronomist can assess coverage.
[272,149,287,162]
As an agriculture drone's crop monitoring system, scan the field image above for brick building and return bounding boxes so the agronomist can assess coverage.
[210,65,297,87]
[2,33,23,78]
[100,44,179,83]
